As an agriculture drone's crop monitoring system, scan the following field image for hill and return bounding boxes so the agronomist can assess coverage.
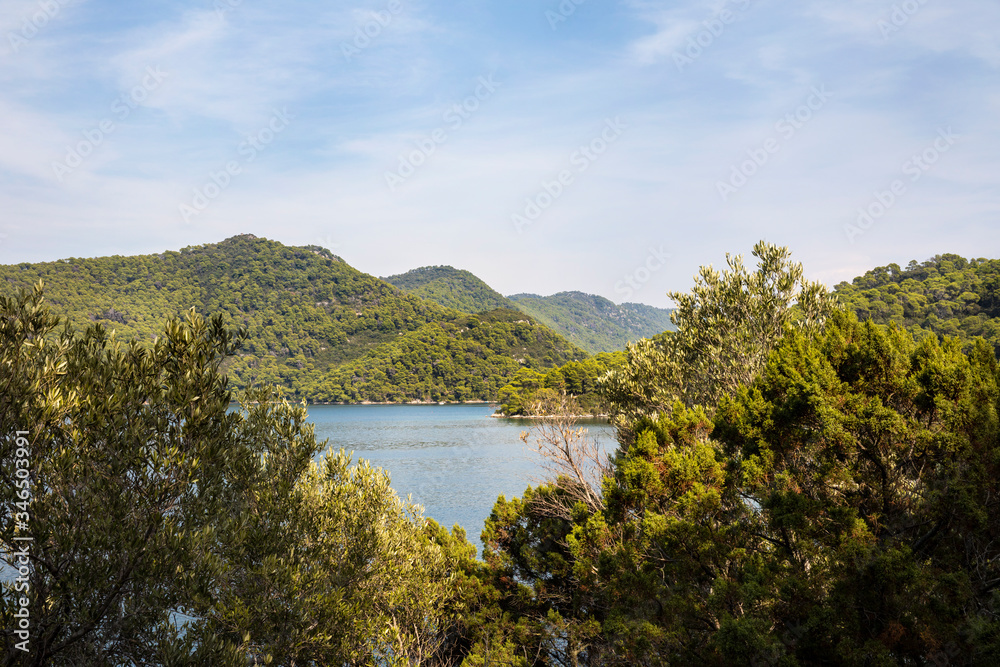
[0,235,587,403]
[384,267,676,354]
[382,265,514,313]
[834,253,1000,352]
[507,291,676,354]
[496,252,1000,416]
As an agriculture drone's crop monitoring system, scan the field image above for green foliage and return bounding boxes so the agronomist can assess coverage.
[0,283,254,665]
[834,253,1000,353]
[0,285,495,665]
[483,404,749,665]
[199,443,465,665]
[292,308,585,404]
[385,269,676,355]
[601,241,838,431]
[384,266,515,314]
[0,236,586,404]
[482,487,603,664]
[710,311,1000,664]
[496,352,626,417]
[508,292,676,355]
[483,309,1000,665]
[8,238,1000,665]
[425,519,548,666]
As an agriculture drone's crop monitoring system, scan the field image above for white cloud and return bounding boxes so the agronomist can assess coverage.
[803,0,1000,67]
[0,0,997,309]
[629,17,700,65]
[0,0,82,55]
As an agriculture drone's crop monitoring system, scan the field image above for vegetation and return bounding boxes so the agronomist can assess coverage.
[508,292,675,355]
[5,240,1000,665]
[0,284,513,665]
[0,236,585,404]
[285,308,586,404]
[602,241,837,433]
[498,247,1000,421]
[498,241,833,420]
[481,244,1000,665]
[0,285,256,665]
[495,352,625,417]
[383,266,515,314]
[834,253,1000,353]
[385,268,675,355]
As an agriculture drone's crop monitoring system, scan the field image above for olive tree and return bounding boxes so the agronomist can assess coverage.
[0,284,470,666]
[601,241,837,430]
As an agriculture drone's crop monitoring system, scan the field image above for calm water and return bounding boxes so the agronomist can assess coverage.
[306,404,616,554]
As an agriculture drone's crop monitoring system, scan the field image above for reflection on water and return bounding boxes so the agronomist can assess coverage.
[306,404,616,555]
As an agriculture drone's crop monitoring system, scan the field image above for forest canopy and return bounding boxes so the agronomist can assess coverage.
[481,244,1000,665]
[0,236,587,404]
[834,253,1000,352]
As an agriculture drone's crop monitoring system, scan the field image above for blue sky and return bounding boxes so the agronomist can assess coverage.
[1,0,997,309]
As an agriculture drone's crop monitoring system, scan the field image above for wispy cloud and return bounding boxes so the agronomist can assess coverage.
[0,0,996,309]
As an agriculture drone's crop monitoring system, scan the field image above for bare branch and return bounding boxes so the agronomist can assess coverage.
[521,392,611,519]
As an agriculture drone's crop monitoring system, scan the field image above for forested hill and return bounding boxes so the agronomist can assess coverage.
[382,265,514,313]
[834,253,1000,352]
[0,235,587,403]
[496,252,1000,416]
[507,291,676,354]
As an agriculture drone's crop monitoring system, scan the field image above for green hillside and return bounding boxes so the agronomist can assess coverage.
[0,235,586,403]
[497,252,1000,416]
[495,349,627,416]
[383,265,514,313]
[507,291,676,354]
[297,308,581,403]
[834,253,1000,352]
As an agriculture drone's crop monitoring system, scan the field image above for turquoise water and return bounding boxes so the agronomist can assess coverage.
[306,404,616,554]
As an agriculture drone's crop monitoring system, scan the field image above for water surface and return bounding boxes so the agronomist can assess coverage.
[307,404,616,554]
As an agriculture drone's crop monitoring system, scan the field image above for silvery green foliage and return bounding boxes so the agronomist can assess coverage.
[0,284,464,667]
[602,241,838,430]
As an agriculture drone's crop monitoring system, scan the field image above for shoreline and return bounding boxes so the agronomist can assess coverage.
[491,413,609,420]
[229,399,498,407]
[348,400,496,406]
[230,399,610,422]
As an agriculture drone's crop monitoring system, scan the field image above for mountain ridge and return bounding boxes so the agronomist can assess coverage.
[0,235,587,403]
[383,265,514,314]
[385,266,676,354]
[506,291,676,354]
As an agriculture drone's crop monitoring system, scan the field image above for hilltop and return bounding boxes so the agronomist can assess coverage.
[507,291,676,354]
[385,266,677,354]
[495,252,1000,416]
[834,253,1000,352]
[382,265,514,314]
[0,235,586,403]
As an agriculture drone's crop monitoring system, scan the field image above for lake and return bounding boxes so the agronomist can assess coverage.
[306,404,617,555]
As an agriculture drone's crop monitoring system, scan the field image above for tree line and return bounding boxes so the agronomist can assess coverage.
[499,250,1000,420]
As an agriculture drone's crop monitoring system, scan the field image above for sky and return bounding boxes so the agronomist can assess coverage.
[0,0,997,309]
